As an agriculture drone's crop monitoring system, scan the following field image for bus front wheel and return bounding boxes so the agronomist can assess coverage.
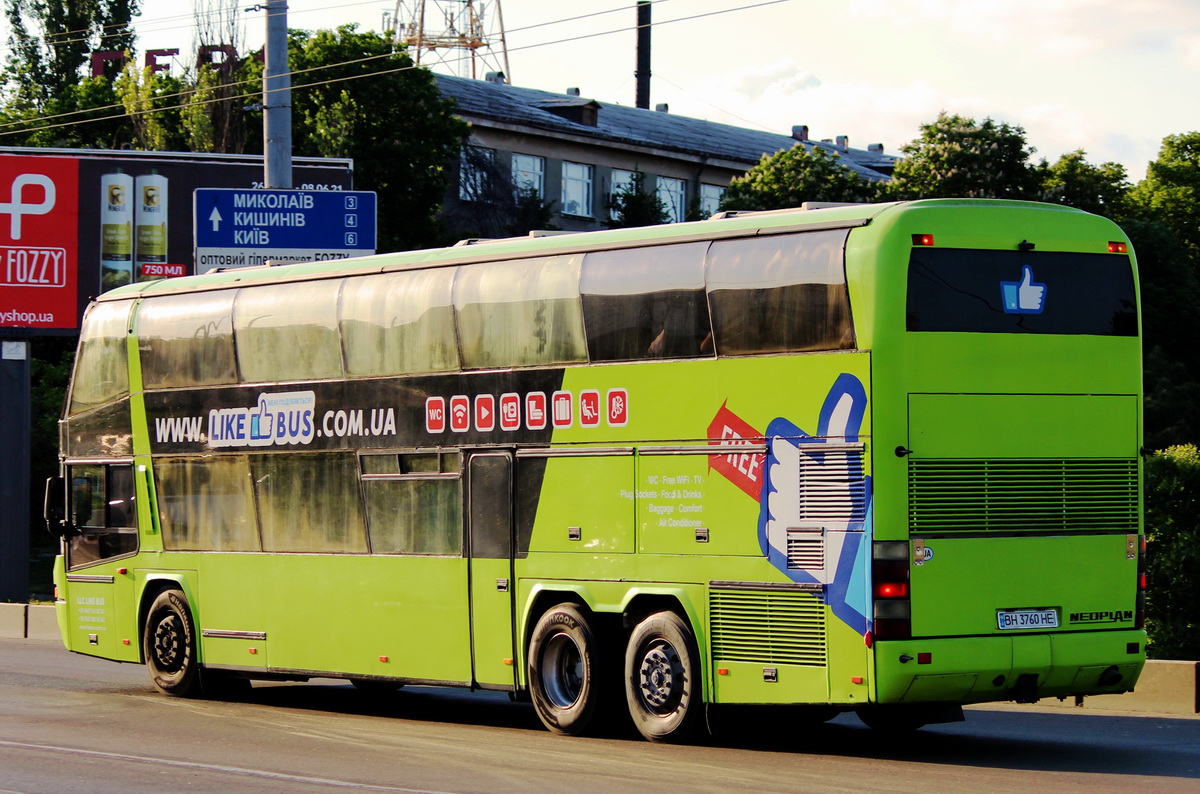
[528,603,602,736]
[624,611,701,743]
[143,589,201,697]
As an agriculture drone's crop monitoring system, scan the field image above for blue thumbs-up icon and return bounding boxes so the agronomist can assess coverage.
[1001,265,1046,314]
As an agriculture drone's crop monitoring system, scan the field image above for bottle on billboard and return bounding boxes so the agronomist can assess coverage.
[99,170,133,291]
[135,170,168,281]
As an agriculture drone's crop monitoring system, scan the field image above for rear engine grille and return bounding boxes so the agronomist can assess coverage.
[909,458,1138,533]
[786,528,824,570]
[710,587,826,666]
[795,447,867,524]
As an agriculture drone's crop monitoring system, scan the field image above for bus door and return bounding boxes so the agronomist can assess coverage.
[466,451,517,689]
[61,462,139,662]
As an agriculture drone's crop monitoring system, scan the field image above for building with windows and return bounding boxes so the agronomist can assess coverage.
[435,72,895,236]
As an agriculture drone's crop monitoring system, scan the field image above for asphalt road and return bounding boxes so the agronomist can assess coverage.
[2,638,1198,793]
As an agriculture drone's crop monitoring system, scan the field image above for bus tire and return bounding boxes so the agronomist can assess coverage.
[143,589,201,698]
[624,611,701,743]
[527,603,602,736]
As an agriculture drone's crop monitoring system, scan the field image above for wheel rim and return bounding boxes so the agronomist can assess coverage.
[637,638,684,713]
[152,613,186,673]
[542,631,584,709]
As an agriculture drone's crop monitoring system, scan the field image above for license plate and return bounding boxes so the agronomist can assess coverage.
[996,609,1059,630]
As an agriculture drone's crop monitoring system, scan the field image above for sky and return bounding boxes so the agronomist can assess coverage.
[106,0,1200,181]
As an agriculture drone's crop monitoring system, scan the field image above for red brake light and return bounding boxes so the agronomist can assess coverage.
[1108,241,1128,253]
[912,233,935,246]
[875,582,909,599]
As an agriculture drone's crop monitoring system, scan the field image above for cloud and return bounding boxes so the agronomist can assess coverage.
[669,59,1158,179]
[846,0,1200,61]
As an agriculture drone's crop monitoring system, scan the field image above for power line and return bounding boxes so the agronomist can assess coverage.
[0,0,790,139]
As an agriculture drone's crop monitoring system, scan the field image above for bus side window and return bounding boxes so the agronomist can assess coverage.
[361,452,462,555]
[454,255,588,369]
[67,463,138,569]
[706,230,855,355]
[234,280,344,383]
[580,242,713,362]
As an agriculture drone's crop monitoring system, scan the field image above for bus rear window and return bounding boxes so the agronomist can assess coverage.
[906,248,1137,335]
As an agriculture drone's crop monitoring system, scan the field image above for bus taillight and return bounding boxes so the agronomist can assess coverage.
[1108,241,1129,253]
[873,541,912,641]
[912,233,935,246]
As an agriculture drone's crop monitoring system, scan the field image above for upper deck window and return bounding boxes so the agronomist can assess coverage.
[340,268,460,377]
[707,229,855,355]
[69,300,131,414]
[581,242,712,362]
[455,255,587,369]
[234,280,344,382]
[138,291,237,388]
[907,248,1137,335]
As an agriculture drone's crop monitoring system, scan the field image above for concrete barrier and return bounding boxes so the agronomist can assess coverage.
[0,603,26,639]
[1039,659,1199,715]
[25,604,59,641]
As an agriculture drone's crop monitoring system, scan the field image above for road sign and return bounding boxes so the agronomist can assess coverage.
[193,187,376,269]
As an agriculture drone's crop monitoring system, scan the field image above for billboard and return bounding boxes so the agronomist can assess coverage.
[0,148,353,333]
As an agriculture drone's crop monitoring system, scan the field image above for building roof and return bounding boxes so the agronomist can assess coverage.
[434,73,895,182]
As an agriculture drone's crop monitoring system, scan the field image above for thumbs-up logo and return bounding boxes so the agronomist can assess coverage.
[1001,265,1046,314]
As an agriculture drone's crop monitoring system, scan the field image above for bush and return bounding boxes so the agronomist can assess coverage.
[1145,444,1200,659]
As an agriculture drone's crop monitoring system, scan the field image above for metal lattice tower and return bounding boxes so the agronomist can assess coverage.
[388,0,511,82]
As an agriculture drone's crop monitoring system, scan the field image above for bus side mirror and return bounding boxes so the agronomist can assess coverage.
[43,476,73,537]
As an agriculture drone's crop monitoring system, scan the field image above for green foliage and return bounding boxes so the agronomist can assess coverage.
[887,113,1040,200]
[1144,445,1200,659]
[1125,135,1200,451]
[721,145,879,211]
[180,58,260,154]
[289,26,469,251]
[1129,132,1200,251]
[115,64,188,152]
[1035,150,1130,217]
[0,75,132,148]
[607,172,670,228]
[3,0,139,106]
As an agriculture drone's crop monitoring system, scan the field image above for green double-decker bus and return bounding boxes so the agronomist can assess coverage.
[47,199,1145,741]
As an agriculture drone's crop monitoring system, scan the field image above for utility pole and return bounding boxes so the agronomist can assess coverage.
[0,339,30,601]
[635,1,651,110]
[263,0,292,188]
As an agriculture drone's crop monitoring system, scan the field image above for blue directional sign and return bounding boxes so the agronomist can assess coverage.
[193,188,377,270]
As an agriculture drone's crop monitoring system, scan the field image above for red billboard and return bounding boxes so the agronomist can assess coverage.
[0,148,353,332]
[0,156,79,331]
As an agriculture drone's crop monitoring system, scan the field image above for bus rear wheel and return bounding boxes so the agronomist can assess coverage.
[143,589,201,698]
[528,603,602,736]
[624,611,701,743]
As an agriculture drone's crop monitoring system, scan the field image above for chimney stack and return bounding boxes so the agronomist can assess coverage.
[791,125,809,142]
[836,135,849,150]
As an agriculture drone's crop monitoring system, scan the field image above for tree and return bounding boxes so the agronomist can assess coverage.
[1128,132,1200,251]
[288,26,470,251]
[720,144,879,211]
[3,0,139,108]
[1144,445,1200,659]
[607,171,670,228]
[1035,150,1130,217]
[887,113,1039,200]
[442,145,557,240]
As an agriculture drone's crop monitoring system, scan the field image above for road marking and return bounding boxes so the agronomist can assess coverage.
[0,739,450,792]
